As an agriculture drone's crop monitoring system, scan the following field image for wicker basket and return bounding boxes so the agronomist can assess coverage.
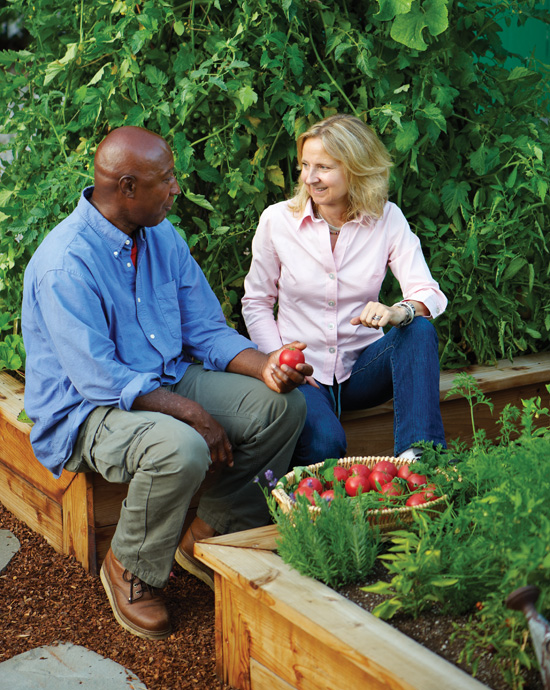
[271,456,448,532]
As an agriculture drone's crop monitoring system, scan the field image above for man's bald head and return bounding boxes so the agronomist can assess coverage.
[90,126,179,234]
[94,126,170,186]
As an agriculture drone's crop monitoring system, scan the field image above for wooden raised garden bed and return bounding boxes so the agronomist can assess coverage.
[1,352,549,575]
[195,525,489,690]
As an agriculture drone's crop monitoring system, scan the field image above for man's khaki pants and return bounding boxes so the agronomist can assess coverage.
[65,365,306,588]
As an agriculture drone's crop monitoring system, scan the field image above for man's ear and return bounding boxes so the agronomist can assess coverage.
[119,175,136,198]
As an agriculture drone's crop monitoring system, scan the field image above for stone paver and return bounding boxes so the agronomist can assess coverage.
[0,529,20,572]
[0,642,148,689]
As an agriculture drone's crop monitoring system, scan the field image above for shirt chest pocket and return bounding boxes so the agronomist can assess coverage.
[155,280,181,340]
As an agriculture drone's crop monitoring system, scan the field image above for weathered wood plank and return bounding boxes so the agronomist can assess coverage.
[0,371,28,430]
[62,473,96,573]
[197,539,487,690]
[90,474,127,528]
[0,417,74,501]
[0,462,63,553]
[249,660,295,690]
[208,524,279,550]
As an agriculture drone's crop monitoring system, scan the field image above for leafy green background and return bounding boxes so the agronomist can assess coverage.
[1,0,549,373]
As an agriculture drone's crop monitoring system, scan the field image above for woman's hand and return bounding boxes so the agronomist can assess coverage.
[350,301,407,330]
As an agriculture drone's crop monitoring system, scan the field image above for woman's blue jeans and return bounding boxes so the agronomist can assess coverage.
[292,317,447,466]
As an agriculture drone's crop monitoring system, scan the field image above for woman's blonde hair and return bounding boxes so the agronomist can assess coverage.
[288,114,393,221]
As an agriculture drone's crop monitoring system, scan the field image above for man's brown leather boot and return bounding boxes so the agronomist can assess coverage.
[175,516,216,590]
[100,548,171,640]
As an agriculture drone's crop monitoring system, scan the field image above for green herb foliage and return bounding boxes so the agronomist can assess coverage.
[269,490,381,589]
[361,385,550,689]
[1,0,549,371]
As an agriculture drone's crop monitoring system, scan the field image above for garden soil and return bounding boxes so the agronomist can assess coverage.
[0,502,543,690]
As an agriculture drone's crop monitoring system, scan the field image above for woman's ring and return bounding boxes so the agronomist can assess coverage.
[372,315,381,321]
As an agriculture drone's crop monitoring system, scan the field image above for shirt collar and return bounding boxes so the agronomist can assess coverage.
[298,198,372,229]
[78,186,141,255]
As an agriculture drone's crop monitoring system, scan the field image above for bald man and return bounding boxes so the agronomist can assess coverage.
[22,126,311,640]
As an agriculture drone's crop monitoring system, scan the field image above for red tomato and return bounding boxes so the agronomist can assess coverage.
[406,493,428,507]
[369,469,393,491]
[372,460,398,478]
[378,482,404,503]
[406,473,428,490]
[397,464,412,480]
[294,485,315,504]
[279,347,305,369]
[349,464,372,478]
[298,476,324,493]
[421,483,439,501]
[320,489,335,502]
[345,474,371,497]
[326,465,351,488]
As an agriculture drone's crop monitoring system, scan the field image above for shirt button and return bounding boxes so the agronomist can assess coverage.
[137,298,141,303]
[329,347,336,353]
[328,300,335,307]
[328,323,335,330]
[127,262,132,268]
[125,239,130,245]
[150,334,155,339]
[329,273,335,280]
[114,251,118,257]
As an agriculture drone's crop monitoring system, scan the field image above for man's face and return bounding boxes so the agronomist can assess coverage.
[130,142,181,228]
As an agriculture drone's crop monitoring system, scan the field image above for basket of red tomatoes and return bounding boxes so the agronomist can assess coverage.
[271,456,449,531]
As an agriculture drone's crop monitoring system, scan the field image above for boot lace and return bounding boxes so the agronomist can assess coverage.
[122,570,156,603]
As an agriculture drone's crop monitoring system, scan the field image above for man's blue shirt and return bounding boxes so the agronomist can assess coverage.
[22,188,255,477]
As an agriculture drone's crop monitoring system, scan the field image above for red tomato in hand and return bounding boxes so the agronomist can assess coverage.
[406,493,428,507]
[372,460,398,478]
[279,347,305,369]
[406,473,428,490]
[349,464,372,478]
[345,474,371,497]
[298,476,324,494]
[369,470,393,491]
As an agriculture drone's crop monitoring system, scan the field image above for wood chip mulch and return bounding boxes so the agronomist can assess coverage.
[0,502,231,690]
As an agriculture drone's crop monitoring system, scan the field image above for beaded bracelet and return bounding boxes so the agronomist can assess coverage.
[393,300,416,327]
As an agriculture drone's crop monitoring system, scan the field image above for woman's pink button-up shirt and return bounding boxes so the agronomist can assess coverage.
[242,199,447,386]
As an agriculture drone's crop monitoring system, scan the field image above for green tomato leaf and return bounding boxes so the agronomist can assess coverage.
[183,190,215,211]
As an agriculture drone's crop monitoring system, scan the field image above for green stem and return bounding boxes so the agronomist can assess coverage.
[39,114,69,163]
[308,27,358,116]
[190,120,232,146]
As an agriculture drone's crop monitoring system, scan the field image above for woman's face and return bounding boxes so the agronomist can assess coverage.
[300,137,349,214]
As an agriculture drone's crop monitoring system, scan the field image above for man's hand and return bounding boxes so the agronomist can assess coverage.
[226,342,314,394]
[132,388,233,468]
[264,342,315,393]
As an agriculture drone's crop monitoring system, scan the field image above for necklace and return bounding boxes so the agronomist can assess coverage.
[315,208,342,235]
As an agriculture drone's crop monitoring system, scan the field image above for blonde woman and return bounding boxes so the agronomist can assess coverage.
[242,114,447,466]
